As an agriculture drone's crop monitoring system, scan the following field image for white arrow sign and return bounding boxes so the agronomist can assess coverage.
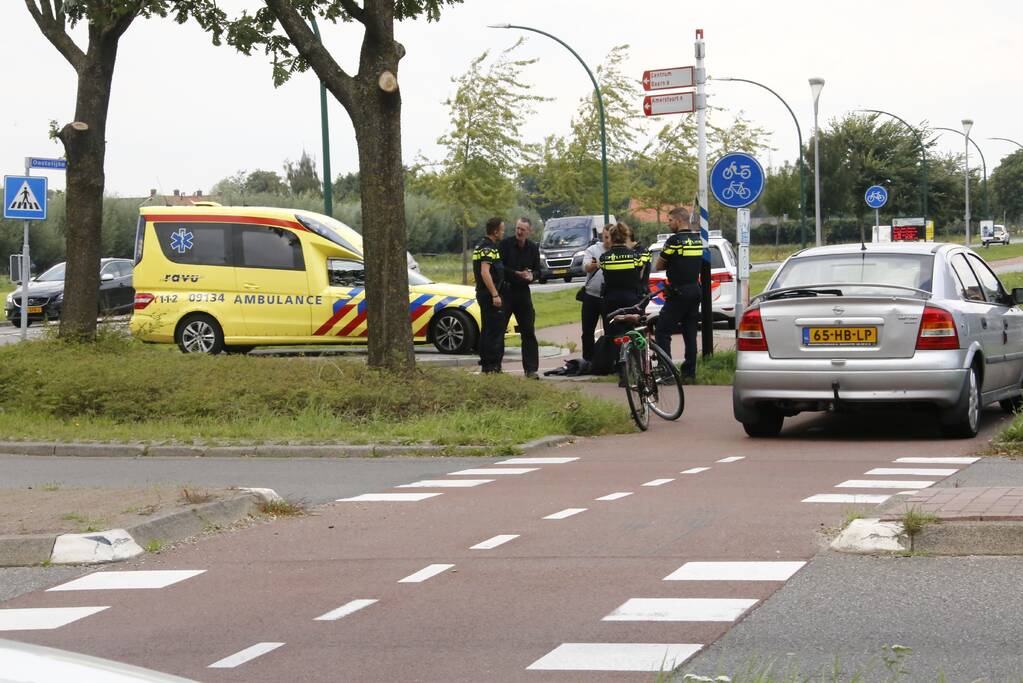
[642,92,696,117]
[642,66,695,92]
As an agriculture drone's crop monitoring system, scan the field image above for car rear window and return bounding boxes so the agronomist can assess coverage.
[771,252,934,294]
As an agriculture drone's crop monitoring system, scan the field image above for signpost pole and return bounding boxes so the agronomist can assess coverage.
[696,30,712,358]
[875,208,880,241]
[20,160,30,341]
[736,208,750,325]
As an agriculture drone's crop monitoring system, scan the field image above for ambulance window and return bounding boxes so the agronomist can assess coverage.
[239,226,305,271]
[328,259,365,287]
[154,223,230,266]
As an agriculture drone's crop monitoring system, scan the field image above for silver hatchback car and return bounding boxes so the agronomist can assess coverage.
[733,243,1023,438]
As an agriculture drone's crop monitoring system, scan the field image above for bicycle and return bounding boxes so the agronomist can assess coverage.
[607,293,686,430]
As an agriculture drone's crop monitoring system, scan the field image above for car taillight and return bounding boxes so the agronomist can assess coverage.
[737,307,768,351]
[711,271,734,283]
[916,306,959,350]
[134,293,155,310]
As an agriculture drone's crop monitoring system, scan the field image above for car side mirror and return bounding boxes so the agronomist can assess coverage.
[1012,288,1023,306]
[101,273,114,282]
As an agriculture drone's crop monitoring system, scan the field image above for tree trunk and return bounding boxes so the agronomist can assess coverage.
[351,86,414,372]
[58,49,116,341]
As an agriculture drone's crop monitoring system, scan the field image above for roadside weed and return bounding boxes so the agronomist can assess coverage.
[259,499,304,517]
[900,507,938,551]
[144,539,165,553]
[180,487,214,504]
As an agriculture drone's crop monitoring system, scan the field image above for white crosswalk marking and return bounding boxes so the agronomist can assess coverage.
[663,561,805,582]
[642,478,675,487]
[837,479,935,489]
[865,468,958,476]
[803,493,891,504]
[398,565,453,583]
[717,456,745,463]
[895,457,979,464]
[496,457,578,464]
[543,508,587,520]
[337,493,442,502]
[0,606,109,631]
[315,599,377,621]
[681,467,710,474]
[527,643,703,672]
[470,534,519,550]
[603,597,757,622]
[48,570,205,591]
[209,642,284,668]
[395,479,492,488]
[448,468,538,475]
[596,492,633,501]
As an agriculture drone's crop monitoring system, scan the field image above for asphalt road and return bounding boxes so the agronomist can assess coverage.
[0,384,1015,681]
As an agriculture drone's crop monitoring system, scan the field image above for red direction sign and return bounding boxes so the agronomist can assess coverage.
[642,66,695,92]
[642,92,696,117]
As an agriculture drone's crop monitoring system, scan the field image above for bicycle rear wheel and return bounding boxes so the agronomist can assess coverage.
[622,343,649,431]
[647,342,685,420]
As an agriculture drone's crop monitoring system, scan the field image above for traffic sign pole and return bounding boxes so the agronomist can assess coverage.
[21,160,30,341]
[696,30,712,358]
[736,208,751,324]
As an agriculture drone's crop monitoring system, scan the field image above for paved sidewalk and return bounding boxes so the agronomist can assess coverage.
[885,487,1023,521]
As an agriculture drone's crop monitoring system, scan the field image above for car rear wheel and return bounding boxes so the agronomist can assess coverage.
[431,308,477,355]
[175,314,225,355]
[940,366,981,438]
[563,275,573,283]
[741,405,784,438]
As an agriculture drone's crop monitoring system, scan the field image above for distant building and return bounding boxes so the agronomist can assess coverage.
[627,198,693,225]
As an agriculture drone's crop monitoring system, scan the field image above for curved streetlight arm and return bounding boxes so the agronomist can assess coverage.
[495,23,610,225]
[989,137,1023,150]
[715,76,807,247]
[857,108,928,223]
[935,127,989,220]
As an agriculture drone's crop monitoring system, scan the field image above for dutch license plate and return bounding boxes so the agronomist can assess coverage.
[802,326,877,346]
[27,306,43,314]
[552,269,567,275]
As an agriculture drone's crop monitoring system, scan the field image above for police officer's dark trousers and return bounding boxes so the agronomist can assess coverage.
[655,283,701,378]
[504,287,538,374]
[479,293,506,372]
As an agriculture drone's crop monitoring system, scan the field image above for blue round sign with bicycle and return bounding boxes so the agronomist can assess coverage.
[864,185,888,209]
[710,152,765,209]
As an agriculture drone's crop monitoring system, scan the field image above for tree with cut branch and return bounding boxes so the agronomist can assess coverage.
[207,0,462,372]
[24,0,221,341]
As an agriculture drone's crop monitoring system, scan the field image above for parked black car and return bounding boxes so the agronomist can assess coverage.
[4,258,134,325]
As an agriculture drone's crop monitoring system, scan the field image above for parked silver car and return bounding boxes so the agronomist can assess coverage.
[733,243,1023,438]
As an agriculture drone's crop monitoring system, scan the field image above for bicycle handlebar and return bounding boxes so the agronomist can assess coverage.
[607,291,655,321]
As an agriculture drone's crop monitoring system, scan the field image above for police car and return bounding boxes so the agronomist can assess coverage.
[646,230,738,328]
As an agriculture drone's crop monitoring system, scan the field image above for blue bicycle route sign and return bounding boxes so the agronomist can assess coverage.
[864,185,888,209]
[710,152,764,209]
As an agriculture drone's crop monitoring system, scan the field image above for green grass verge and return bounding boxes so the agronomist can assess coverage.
[0,332,632,447]
[695,350,736,385]
[0,277,12,297]
[417,253,470,285]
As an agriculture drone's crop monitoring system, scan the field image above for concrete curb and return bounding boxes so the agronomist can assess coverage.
[0,490,272,567]
[831,517,1023,556]
[0,436,575,459]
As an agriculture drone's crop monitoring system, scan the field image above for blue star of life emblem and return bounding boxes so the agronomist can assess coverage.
[170,227,194,254]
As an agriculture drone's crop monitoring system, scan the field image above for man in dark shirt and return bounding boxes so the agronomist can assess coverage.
[499,217,541,378]
[473,217,507,373]
[654,206,703,381]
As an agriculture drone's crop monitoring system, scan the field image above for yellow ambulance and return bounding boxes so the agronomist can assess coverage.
[130,206,488,354]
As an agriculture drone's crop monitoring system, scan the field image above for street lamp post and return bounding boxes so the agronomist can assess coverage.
[858,109,929,228]
[715,76,808,248]
[489,23,609,225]
[963,119,974,245]
[989,137,1023,150]
[809,78,825,247]
[310,18,333,216]
[934,127,988,226]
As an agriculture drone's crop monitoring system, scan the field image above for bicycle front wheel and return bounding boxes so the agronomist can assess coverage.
[622,343,649,431]
[647,342,685,420]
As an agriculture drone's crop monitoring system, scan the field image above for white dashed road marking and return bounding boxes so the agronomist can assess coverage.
[716,456,745,463]
[803,493,892,504]
[0,606,109,631]
[496,457,579,464]
[543,508,587,520]
[681,467,710,474]
[398,564,454,583]
[337,493,443,502]
[209,642,285,668]
[596,492,633,501]
[315,599,378,621]
[663,561,806,582]
[48,570,205,591]
[865,468,958,477]
[527,643,703,672]
[603,598,758,622]
[895,457,979,464]
[395,479,493,488]
[448,468,538,476]
[470,534,519,550]
[836,479,935,489]
[642,478,675,487]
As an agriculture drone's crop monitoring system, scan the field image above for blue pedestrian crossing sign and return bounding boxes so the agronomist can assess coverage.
[4,175,48,220]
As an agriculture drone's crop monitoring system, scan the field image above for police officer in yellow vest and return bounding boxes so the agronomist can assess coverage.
[654,206,703,382]
[473,217,507,373]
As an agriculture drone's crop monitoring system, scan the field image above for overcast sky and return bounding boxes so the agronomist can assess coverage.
[2,0,1020,195]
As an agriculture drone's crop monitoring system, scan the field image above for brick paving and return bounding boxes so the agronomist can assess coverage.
[883,487,1023,522]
